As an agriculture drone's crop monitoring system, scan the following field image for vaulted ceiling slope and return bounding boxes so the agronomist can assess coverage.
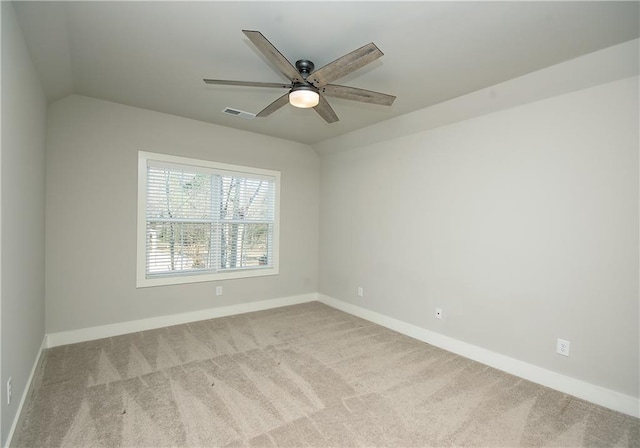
[13,1,640,145]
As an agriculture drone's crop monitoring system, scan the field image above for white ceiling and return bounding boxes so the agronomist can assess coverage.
[13,1,640,145]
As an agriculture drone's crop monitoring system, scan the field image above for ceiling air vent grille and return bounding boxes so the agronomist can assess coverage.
[222,107,256,119]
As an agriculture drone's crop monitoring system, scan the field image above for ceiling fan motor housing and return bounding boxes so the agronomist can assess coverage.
[295,59,315,79]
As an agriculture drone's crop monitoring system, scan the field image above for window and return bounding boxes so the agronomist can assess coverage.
[137,151,279,287]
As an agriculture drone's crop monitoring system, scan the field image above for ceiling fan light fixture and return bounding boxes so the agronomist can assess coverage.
[289,85,319,108]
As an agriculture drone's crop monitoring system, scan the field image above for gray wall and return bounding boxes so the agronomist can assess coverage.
[318,76,639,398]
[45,95,319,333]
[1,3,47,445]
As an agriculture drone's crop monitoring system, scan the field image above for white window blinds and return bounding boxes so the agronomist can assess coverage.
[138,152,279,287]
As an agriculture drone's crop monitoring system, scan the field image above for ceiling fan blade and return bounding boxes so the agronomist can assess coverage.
[313,94,339,123]
[256,92,290,117]
[320,84,396,106]
[204,79,290,89]
[242,30,302,83]
[308,42,383,88]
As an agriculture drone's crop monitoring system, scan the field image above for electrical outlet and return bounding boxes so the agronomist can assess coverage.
[215,286,223,296]
[435,308,442,319]
[357,287,364,297]
[7,377,12,405]
[556,338,570,356]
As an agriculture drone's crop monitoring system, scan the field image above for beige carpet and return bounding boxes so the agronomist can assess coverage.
[12,302,639,447]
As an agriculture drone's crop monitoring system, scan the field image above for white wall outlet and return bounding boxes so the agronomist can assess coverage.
[556,338,570,356]
[7,377,12,405]
[435,308,442,319]
[215,286,223,296]
[357,286,364,297]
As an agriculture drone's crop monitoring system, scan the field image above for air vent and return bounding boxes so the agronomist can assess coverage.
[222,107,256,119]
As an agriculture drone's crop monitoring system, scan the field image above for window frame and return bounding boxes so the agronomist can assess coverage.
[137,151,280,288]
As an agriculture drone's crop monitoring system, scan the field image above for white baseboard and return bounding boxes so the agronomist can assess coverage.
[40,292,640,419]
[317,294,640,419]
[4,336,47,448]
[46,293,317,348]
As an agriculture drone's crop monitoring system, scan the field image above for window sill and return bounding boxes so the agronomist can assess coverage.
[136,266,279,288]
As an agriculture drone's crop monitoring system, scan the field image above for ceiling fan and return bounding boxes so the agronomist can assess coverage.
[204,30,396,123]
